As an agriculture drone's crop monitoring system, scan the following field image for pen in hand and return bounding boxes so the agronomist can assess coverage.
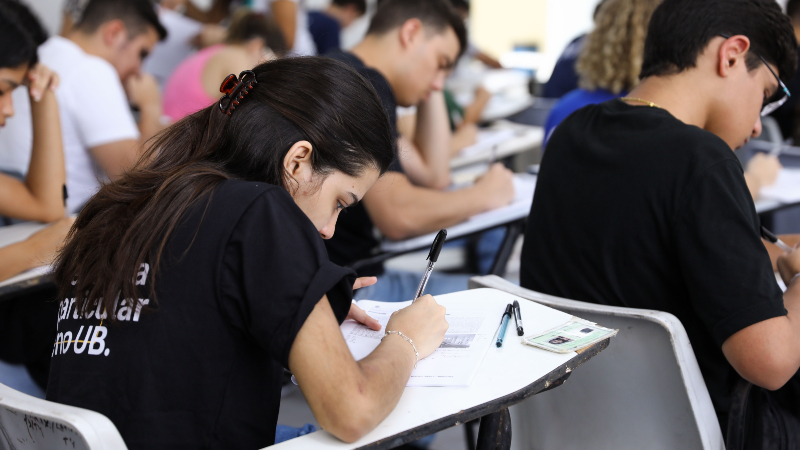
[413,229,447,303]
[761,226,794,252]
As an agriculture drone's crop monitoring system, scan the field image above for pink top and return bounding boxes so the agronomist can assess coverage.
[163,45,225,121]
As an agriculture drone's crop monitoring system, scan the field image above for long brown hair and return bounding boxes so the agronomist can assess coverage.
[55,57,396,319]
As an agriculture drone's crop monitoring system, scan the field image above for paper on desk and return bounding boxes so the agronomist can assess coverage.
[457,129,517,159]
[465,175,536,225]
[341,299,505,386]
[759,168,800,203]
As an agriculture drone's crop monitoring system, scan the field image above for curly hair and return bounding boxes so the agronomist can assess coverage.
[576,0,663,94]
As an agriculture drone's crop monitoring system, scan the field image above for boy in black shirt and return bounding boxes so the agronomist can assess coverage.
[325,0,515,301]
[521,0,800,447]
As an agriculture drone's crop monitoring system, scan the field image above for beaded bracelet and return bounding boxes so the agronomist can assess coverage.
[383,330,419,368]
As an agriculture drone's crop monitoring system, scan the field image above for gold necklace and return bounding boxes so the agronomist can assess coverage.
[620,97,662,109]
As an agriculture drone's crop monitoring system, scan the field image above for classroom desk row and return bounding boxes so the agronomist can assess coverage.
[0,123,544,300]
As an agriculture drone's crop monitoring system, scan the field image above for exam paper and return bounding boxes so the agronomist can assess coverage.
[341,299,504,386]
[759,168,800,203]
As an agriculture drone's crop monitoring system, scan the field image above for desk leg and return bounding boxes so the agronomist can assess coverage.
[488,220,525,277]
[476,408,512,450]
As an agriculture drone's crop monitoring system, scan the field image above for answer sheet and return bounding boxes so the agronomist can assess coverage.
[341,299,506,386]
[759,168,800,203]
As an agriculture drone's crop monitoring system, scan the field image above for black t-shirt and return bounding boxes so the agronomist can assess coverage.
[323,50,401,275]
[520,99,787,431]
[47,180,356,449]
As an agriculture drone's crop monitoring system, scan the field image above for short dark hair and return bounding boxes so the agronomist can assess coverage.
[640,0,797,83]
[0,0,39,68]
[367,0,467,59]
[2,0,47,47]
[76,0,167,41]
[788,0,800,20]
[332,0,367,16]
[450,0,469,13]
[225,10,287,56]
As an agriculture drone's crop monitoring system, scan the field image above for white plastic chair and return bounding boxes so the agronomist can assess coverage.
[468,275,725,450]
[0,382,126,450]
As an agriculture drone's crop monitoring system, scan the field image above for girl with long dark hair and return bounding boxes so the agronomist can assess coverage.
[48,57,449,448]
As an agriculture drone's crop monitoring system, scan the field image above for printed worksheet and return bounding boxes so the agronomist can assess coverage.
[341,300,504,386]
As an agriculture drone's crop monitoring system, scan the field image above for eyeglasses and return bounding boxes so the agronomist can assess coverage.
[719,34,791,116]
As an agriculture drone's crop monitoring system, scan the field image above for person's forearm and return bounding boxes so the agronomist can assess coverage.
[0,240,39,282]
[138,104,163,145]
[462,95,490,125]
[413,92,452,186]
[330,336,416,442]
[24,90,65,222]
[272,0,297,49]
[365,173,494,240]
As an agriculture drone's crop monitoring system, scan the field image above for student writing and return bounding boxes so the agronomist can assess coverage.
[48,57,449,449]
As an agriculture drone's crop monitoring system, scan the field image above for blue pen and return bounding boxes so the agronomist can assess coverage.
[495,304,514,347]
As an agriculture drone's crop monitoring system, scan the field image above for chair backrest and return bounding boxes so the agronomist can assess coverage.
[468,275,725,450]
[0,382,127,450]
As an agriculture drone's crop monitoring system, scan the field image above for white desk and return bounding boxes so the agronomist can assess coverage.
[450,121,543,169]
[269,288,611,450]
[381,174,536,253]
[0,221,51,296]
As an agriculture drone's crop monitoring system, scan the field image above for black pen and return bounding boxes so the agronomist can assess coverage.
[761,226,793,252]
[513,300,524,336]
[413,229,447,302]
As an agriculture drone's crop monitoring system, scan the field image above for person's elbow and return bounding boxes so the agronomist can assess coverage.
[376,213,419,241]
[723,321,800,391]
[315,397,377,443]
[429,172,451,190]
[735,352,797,391]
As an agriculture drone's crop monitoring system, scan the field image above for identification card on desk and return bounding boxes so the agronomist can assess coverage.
[522,318,617,354]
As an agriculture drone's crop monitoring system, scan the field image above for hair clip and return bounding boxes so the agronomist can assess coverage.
[218,70,258,116]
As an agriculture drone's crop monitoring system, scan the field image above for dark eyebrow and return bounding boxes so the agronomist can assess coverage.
[0,79,19,90]
[348,192,359,207]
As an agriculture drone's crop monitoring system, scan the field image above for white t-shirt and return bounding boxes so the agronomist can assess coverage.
[0,36,139,213]
[252,0,316,56]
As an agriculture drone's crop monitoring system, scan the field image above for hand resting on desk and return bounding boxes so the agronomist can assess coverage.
[0,217,74,282]
[288,293,448,442]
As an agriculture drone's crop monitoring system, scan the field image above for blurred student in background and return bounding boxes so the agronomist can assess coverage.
[163,10,286,121]
[308,0,366,55]
[0,0,73,283]
[0,0,167,213]
[544,0,662,144]
[325,0,514,307]
[541,0,606,99]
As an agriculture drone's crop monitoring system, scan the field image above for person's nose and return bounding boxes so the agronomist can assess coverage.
[752,116,763,139]
[319,214,339,240]
[431,71,446,91]
[1,95,15,122]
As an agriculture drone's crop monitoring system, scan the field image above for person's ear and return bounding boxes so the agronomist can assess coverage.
[245,37,266,61]
[283,140,314,191]
[718,35,751,77]
[101,19,128,50]
[398,18,424,51]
